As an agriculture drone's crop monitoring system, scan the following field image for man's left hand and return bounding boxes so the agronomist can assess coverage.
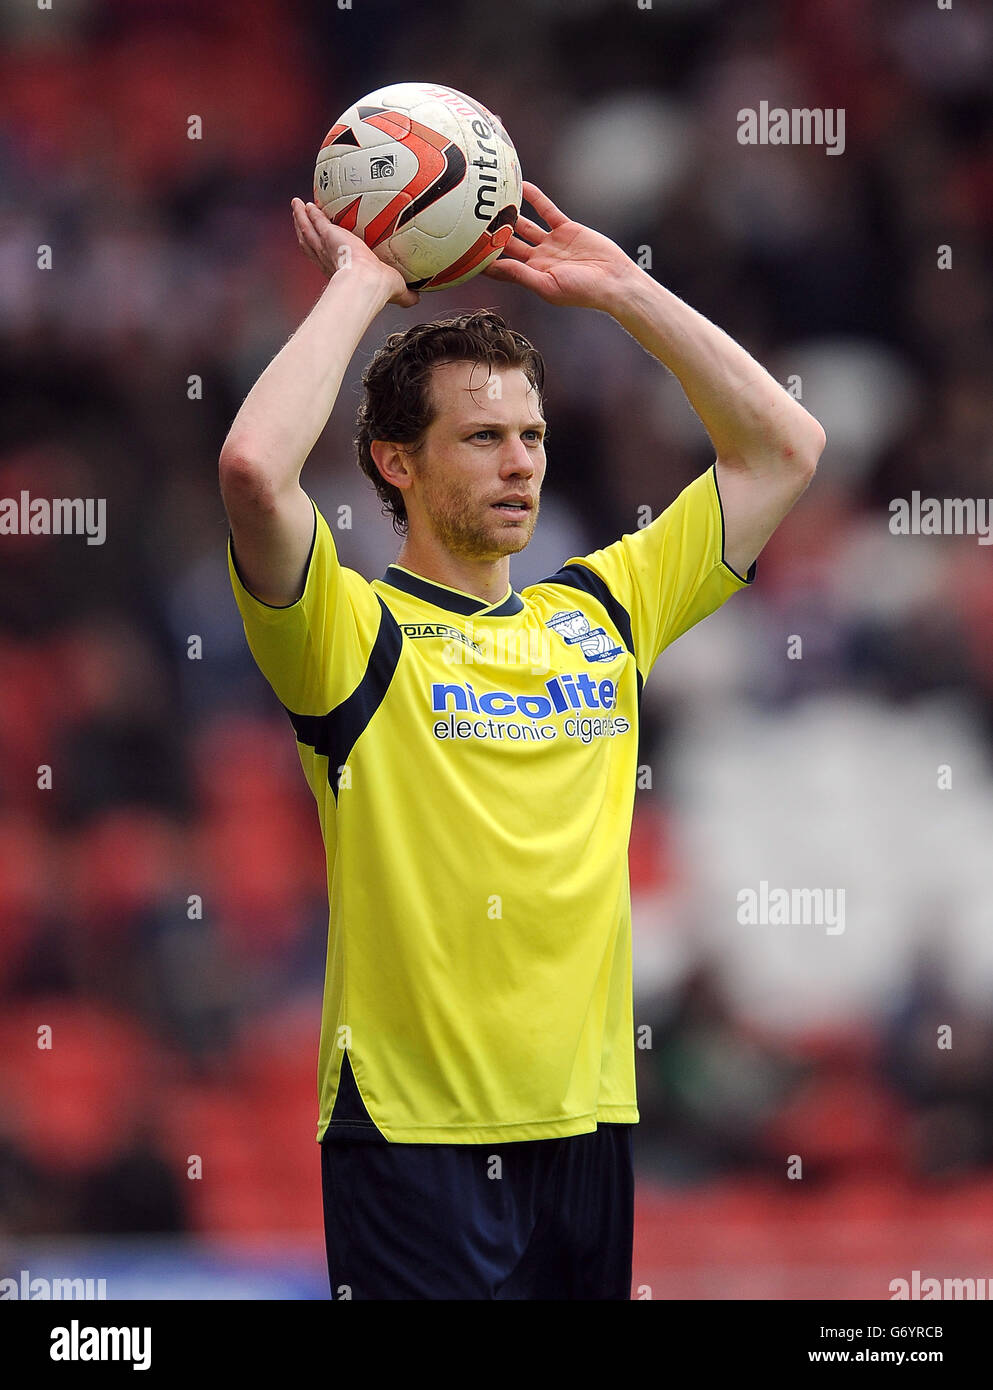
[483,181,635,311]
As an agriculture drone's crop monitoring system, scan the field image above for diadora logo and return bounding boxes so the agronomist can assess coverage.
[369,155,396,180]
[545,610,624,664]
[401,622,481,653]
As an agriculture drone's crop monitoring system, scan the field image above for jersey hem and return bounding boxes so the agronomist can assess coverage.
[316,1112,605,1144]
[595,1105,640,1123]
[710,462,758,585]
[227,496,319,611]
[316,1108,641,1142]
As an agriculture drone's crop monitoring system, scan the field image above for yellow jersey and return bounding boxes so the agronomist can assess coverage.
[228,463,754,1144]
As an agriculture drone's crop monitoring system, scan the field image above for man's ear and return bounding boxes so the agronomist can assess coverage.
[370,440,414,494]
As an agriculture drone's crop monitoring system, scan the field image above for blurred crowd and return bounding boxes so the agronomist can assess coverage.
[1,0,992,1236]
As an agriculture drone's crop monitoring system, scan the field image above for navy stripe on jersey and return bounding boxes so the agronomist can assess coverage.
[326,1050,388,1142]
[226,499,319,613]
[381,564,524,617]
[284,596,403,801]
[486,589,526,617]
[710,461,758,584]
[543,563,644,707]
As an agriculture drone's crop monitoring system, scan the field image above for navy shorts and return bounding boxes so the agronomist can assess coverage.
[321,1123,635,1300]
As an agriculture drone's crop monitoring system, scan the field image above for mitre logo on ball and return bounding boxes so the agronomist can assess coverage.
[313,81,522,291]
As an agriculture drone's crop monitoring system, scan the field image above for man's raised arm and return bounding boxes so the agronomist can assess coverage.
[218,199,417,608]
[485,181,825,579]
[597,274,824,580]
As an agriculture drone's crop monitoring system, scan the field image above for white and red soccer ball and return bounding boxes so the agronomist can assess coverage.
[313,81,522,291]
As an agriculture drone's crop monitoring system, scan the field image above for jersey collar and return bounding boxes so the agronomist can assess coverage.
[381,564,524,617]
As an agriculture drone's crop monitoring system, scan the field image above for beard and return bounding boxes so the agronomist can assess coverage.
[418,473,539,560]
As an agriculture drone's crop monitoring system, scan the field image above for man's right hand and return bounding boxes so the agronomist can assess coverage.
[291,197,420,309]
[221,200,419,608]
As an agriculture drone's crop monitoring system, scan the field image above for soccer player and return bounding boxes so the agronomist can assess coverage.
[219,181,825,1300]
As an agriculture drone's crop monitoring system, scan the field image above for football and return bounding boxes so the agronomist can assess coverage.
[313,81,522,291]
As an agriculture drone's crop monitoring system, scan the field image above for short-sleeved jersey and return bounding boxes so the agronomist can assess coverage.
[228,463,754,1144]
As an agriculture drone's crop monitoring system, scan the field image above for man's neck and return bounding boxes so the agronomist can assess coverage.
[394,538,511,607]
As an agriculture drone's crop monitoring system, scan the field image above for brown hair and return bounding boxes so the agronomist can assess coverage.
[355,309,545,534]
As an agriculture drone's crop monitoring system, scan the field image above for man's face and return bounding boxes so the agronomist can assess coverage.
[402,360,546,561]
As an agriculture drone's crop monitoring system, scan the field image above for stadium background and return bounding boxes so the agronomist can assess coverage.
[2,0,992,1299]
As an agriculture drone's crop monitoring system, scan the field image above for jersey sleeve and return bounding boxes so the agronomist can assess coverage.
[227,497,382,716]
[563,463,755,678]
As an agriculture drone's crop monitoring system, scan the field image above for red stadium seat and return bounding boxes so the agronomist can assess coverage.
[0,1000,168,1171]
